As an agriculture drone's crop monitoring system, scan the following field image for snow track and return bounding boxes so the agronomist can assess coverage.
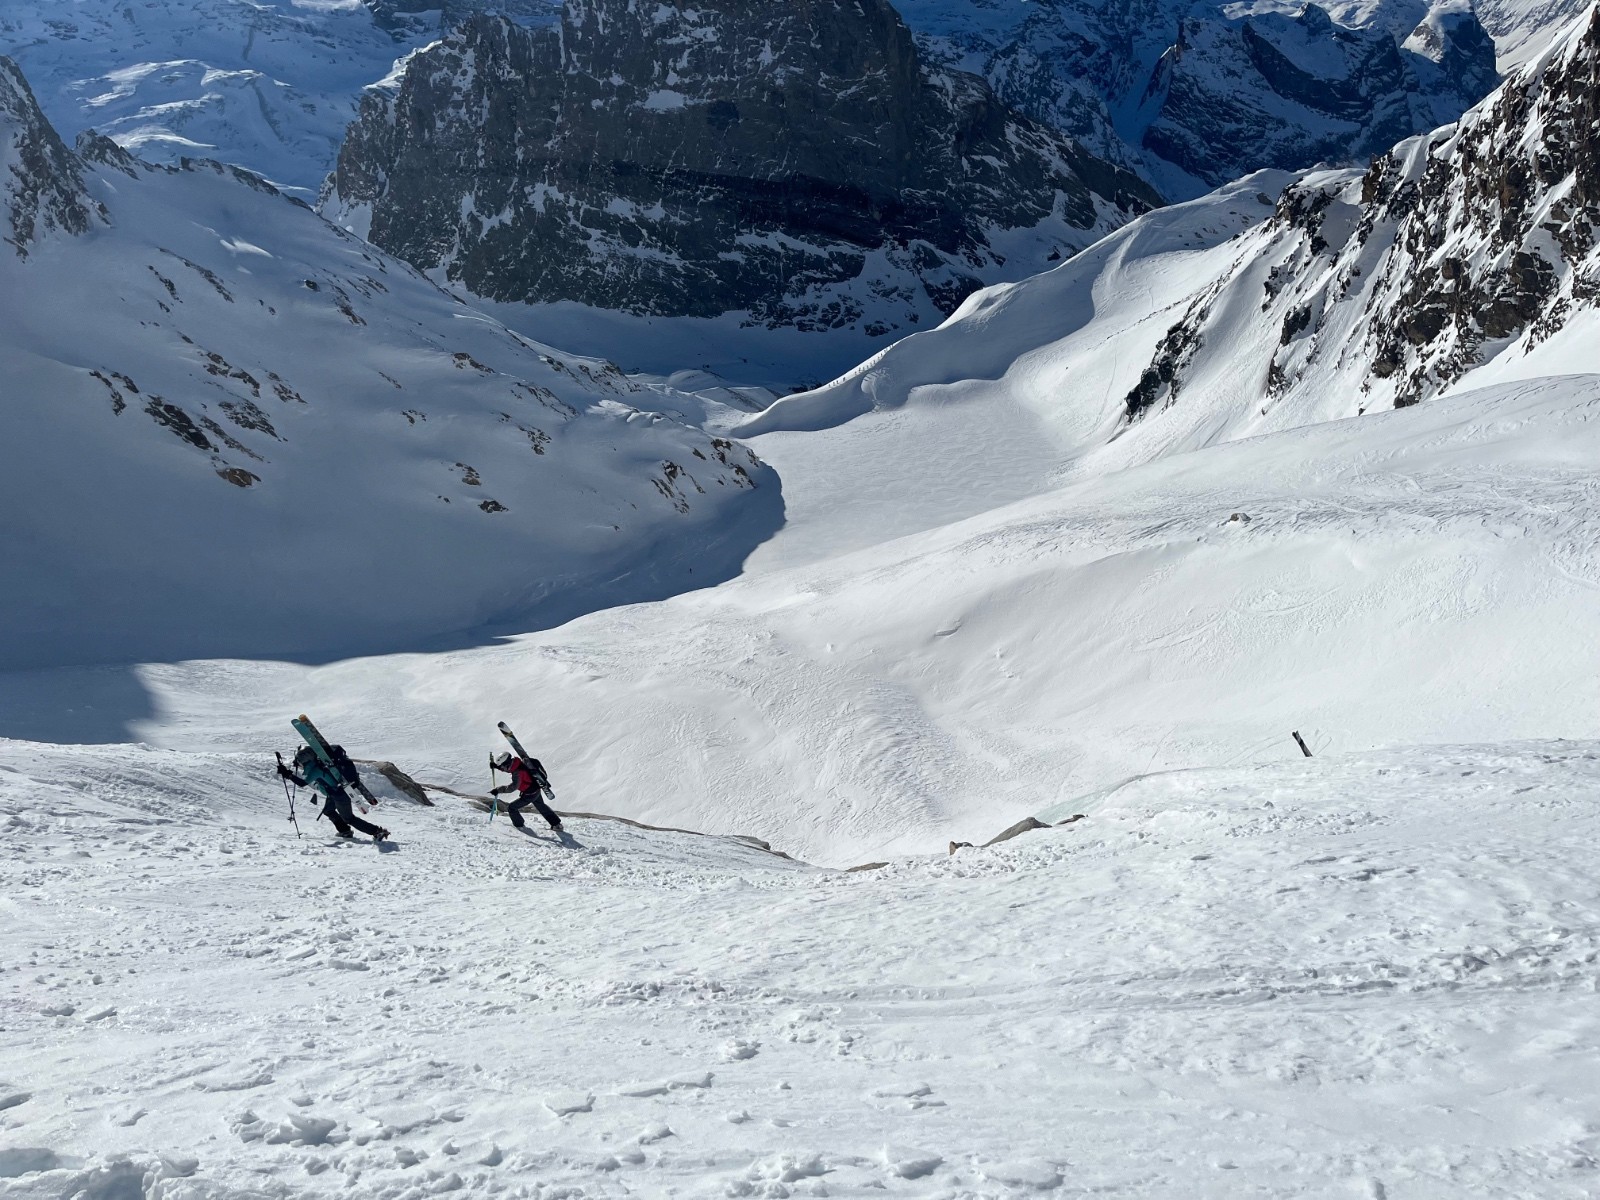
[5,739,1600,1197]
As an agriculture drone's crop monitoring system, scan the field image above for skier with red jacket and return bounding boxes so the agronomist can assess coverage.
[491,751,562,832]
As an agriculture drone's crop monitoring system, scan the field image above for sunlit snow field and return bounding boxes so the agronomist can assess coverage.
[5,738,1600,1197]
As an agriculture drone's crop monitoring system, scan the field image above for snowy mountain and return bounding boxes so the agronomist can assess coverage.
[750,3,1600,471]
[0,56,777,671]
[1478,0,1597,65]
[321,0,1158,340]
[898,0,1500,199]
[0,0,555,196]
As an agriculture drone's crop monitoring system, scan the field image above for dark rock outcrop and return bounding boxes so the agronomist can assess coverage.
[1310,5,1596,406]
[1146,4,1499,192]
[324,0,1158,332]
[361,0,554,37]
[0,56,104,258]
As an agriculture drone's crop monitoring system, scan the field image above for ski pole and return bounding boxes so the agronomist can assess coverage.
[488,755,499,824]
[277,752,302,839]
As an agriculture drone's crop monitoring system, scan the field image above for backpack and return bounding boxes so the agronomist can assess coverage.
[294,746,343,795]
[328,744,362,788]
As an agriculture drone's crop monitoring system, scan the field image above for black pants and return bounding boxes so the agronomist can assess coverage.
[323,788,385,838]
[509,789,561,830]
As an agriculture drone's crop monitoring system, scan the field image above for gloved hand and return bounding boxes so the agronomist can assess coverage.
[276,763,293,780]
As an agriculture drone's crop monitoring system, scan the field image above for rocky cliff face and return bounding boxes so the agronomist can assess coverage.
[900,0,1500,200]
[323,0,1158,333]
[1146,2,1498,191]
[1127,4,1600,418]
[360,0,552,36]
[0,57,104,258]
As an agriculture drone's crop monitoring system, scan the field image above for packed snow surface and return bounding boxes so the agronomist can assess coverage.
[5,738,1600,1197]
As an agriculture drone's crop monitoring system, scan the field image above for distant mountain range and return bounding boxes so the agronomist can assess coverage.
[321,2,1159,336]
[0,0,1540,344]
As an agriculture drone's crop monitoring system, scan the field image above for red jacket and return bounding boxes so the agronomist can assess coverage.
[496,756,547,796]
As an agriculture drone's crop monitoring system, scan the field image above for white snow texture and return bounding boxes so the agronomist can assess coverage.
[4,4,1600,1199]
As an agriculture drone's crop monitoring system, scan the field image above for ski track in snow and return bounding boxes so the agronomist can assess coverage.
[4,740,1600,1197]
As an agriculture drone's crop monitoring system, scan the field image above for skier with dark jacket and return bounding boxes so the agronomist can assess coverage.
[491,751,562,832]
[277,745,389,841]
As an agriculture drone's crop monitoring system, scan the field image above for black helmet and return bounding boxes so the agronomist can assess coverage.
[293,746,316,768]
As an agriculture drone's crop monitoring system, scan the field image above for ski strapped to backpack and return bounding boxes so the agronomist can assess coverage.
[497,721,554,802]
[291,714,381,812]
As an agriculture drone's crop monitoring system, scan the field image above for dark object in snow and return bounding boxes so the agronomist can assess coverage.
[983,816,1052,847]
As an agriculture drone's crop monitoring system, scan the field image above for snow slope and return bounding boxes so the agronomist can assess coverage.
[0,62,778,670]
[6,373,1594,869]
[0,0,556,196]
[5,736,1600,1197]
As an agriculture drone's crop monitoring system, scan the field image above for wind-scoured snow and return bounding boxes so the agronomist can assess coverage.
[5,736,1600,1196]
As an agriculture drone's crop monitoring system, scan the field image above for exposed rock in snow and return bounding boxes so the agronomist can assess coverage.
[749,5,1600,470]
[322,0,1158,336]
[1142,1,1600,418]
[0,57,103,258]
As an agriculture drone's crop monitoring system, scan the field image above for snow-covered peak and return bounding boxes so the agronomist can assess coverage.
[0,0,556,196]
